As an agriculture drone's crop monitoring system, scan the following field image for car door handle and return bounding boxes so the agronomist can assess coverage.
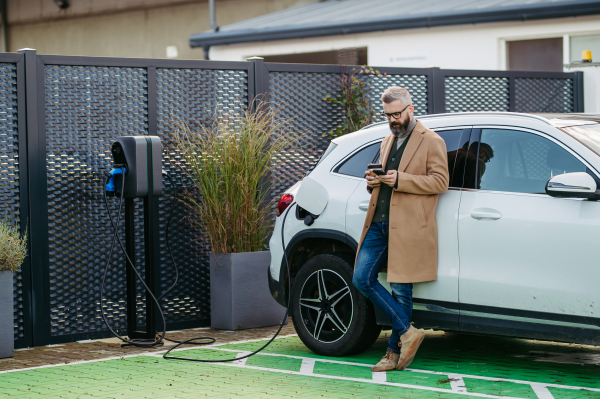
[471,209,502,220]
[359,201,369,211]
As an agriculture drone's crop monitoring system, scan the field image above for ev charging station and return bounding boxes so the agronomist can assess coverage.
[105,136,165,344]
[102,133,294,359]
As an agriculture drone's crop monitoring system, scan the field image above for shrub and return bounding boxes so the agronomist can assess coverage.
[324,66,385,139]
[0,220,27,273]
[173,105,296,254]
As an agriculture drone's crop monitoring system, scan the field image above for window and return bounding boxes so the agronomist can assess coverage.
[570,34,600,63]
[335,142,380,178]
[436,129,470,188]
[507,38,563,72]
[306,142,337,176]
[260,48,368,65]
[466,129,586,194]
[561,123,600,157]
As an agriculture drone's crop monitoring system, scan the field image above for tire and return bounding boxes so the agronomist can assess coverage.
[291,253,382,357]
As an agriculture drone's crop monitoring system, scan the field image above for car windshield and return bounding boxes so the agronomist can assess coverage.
[560,123,600,157]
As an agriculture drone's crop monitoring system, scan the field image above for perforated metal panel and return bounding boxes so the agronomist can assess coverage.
[156,68,248,324]
[0,63,23,339]
[269,72,343,206]
[445,76,509,113]
[44,65,148,336]
[515,78,574,113]
[364,74,429,119]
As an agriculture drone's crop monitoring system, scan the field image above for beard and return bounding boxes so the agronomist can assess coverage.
[389,117,411,137]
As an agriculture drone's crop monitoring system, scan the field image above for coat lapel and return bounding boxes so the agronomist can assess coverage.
[398,120,425,173]
[379,134,395,167]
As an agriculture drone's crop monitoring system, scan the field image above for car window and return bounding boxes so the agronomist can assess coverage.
[466,129,586,194]
[435,129,469,188]
[306,142,337,176]
[335,142,380,178]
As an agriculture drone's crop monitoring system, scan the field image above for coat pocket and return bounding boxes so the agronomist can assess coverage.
[417,198,428,228]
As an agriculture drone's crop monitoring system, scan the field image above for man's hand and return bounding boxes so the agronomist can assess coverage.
[380,170,398,187]
[365,171,381,189]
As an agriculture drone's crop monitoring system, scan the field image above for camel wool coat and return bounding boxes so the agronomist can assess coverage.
[355,120,449,283]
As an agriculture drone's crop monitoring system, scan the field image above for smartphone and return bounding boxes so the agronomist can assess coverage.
[367,163,385,176]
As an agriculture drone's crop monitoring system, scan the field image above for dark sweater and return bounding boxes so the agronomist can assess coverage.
[372,132,412,222]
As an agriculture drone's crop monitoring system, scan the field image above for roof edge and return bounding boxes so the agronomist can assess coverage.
[190,0,600,48]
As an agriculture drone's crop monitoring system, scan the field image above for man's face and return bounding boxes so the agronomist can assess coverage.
[383,100,414,136]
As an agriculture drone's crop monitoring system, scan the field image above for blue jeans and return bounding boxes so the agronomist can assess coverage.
[352,222,413,354]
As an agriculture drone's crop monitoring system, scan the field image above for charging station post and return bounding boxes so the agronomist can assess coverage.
[106,136,163,344]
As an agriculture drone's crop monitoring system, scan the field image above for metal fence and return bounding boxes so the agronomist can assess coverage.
[4,51,582,348]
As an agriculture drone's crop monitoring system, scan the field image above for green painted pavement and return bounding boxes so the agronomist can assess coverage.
[462,378,538,399]
[221,333,600,389]
[1,332,599,398]
[0,355,473,399]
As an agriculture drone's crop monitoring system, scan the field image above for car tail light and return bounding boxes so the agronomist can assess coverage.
[276,194,294,217]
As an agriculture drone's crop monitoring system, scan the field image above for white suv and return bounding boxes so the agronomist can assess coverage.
[268,112,600,356]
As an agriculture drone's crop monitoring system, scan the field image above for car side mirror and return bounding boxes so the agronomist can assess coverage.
[545,172,600,200]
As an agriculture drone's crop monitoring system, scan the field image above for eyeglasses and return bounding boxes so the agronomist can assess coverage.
[381,104,412,120]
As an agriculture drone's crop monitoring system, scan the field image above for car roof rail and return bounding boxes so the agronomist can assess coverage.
[359,121,387,130]
[359,112,554,131]
[417,112,553,125]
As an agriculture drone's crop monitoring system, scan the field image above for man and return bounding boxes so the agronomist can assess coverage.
[352,86,449,372]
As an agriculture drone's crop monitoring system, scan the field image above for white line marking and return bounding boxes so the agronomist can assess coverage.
[448,374,468,394]
[198,347,600,394]
[76,340,96,344]
[372,371,386,383]
[0,335,298,375]
[531,383,555,399]
[220,361,521,399]
[233,351,251,366]
[149,333,300,356]
[299,359,315,375]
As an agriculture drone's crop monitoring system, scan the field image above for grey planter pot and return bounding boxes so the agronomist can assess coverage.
[210,251,287,330]
[0,270,14,359]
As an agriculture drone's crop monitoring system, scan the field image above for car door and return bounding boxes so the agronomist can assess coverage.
[345,128,471,330]
[458,127,600,341]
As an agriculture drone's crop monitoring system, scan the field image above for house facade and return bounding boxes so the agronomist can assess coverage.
[190,0,600,72]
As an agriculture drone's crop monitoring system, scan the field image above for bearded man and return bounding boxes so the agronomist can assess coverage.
[352,86,449,372]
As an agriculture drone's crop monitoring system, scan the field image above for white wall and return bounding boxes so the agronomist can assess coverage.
[210,14,600,70]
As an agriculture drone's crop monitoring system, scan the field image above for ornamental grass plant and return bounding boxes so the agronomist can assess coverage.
[0,220,27,273]
[174,105,297,254]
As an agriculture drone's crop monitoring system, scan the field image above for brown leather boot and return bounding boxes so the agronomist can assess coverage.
[371,350,400,372]
[396,326,425,370]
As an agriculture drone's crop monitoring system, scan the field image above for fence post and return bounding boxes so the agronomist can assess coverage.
[248,57,269,108]
[12,51,33,348]
[18,48,51,347]
[431,67,445,114]
[573,71,584,112]
[247,57,273,244]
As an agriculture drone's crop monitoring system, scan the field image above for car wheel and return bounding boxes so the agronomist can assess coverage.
[291,253,381,356]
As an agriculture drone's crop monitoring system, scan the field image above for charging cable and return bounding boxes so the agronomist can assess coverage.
[102,166,295,361]
[162,196,295,362]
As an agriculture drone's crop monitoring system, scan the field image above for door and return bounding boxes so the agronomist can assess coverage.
[345,128,471,329]
[458,128,600,339]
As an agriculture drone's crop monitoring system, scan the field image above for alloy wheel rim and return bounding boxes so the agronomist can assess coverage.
[298,268,354,343]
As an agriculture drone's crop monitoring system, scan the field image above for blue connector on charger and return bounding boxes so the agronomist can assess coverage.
[105,166,127,197]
